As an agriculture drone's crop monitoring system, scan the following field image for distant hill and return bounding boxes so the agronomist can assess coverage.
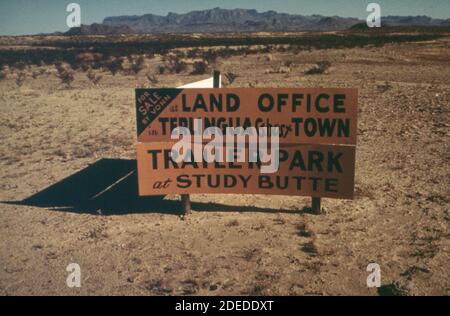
[65,23,134,36]
[383,15,450,26]
[101,8,361,33]
[63,8,450,35]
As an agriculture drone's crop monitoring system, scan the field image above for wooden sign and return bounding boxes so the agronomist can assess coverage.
[136,88,357,145]
[136,142,355,199]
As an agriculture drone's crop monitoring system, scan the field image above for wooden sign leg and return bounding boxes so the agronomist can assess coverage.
[312,197,321,214]
[181,70,221,216]
[181,194,191,215]
[213,70,221,87]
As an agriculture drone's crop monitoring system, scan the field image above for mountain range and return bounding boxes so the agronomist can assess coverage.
[65,8,450,35]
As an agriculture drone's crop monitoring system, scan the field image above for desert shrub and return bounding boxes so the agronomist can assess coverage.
[165,56,187,74]
[174,60,187,73]
[67,61,79,71]
[131,56,145,74]
[377,282,410,296]
[174,50,186,59]
[284,60,293,67]
[105,57,123,75]
[0,70,7,80]
[146,73,158,85]
[91,61,104,70]
[276,45,285,53]
[58,70,74,87]
[16,72,26,87]
[291,45,302,54]
[126,55,134,64]
[241,46,257,56]
[187,48,201,59]
[377,82,392,93]
[86,70,95,82]
[217,47,235,59]
[191,61,208,75]
[157,65,166,74]
[203,49,218,64]
[318,60,331,69]
[224,72,238,85]
[260,45,271,54]
[55,62,75,87]
[87,70,102,85]
[31,69,45,79]
[173,60,187,73]
[55,61,65,73]
[14,62,27,71]
[304,61,331,75]
[80,62,90,72]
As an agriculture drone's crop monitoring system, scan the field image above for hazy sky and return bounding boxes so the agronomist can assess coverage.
[1,0,449,35]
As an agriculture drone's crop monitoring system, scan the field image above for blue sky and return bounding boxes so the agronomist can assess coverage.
[1,0,449,35]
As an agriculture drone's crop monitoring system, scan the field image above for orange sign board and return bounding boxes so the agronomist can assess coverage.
[136,88,357,145]
[136,142,355,199]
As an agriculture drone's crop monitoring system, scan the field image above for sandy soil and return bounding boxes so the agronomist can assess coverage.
[0,38,449,295]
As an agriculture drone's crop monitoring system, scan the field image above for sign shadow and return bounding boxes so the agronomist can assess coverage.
[5,158,297,215]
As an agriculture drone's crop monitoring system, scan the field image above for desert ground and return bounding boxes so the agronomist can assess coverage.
[0,35,449,295]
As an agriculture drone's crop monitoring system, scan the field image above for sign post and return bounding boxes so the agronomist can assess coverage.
[181,71,221,215]
[312,197,321,214]
[181,194,191,215]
